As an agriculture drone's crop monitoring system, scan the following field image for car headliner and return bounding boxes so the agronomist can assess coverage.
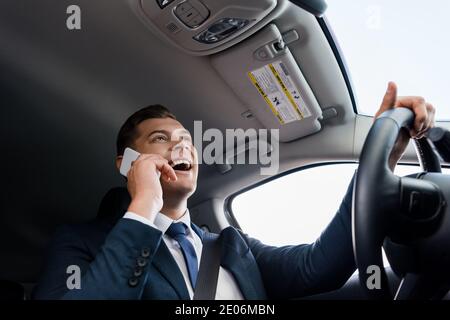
[1,0,447,284]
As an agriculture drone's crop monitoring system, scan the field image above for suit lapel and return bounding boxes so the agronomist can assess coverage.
[151,224,203,300]
[152,240,190,300]
[151,223,267,300]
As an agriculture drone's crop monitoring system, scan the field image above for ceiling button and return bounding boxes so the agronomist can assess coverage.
[174,0,209,29]
[156,0,175,9]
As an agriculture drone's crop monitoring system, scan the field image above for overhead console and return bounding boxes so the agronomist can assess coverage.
[130,0,286,55]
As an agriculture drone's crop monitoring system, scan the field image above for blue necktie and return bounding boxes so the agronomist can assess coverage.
[166,222,198,288]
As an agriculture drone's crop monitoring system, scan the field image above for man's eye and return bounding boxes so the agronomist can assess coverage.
[153,135,168,142]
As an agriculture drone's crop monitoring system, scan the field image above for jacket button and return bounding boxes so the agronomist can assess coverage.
[136,257,147,267]
[134,267,143,277]
[128,277,139,287]
[141,248,150,258]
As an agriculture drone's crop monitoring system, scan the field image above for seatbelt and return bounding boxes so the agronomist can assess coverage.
[193,232,221,300]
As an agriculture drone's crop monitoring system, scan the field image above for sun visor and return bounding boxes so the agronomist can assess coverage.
[211,24,322,142]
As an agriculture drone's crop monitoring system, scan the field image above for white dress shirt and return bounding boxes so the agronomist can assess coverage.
[123,210,244,300]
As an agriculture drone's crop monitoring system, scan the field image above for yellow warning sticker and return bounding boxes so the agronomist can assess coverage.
[248,61,311,125]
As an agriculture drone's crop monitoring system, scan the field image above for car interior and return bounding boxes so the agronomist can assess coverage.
[1,0,450,300]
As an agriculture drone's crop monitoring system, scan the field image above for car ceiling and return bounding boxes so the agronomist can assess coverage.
[2,0,444,283]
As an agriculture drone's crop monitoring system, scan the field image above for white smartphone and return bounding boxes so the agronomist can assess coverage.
[119,147,141,177]
[119,147,162,179]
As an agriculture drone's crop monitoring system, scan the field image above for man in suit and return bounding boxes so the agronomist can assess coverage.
[33,82,435,299]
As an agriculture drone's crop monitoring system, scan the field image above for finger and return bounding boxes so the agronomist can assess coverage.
[131,154,177,181]
[133,154,168,170]
[134,153,149,161]
[143,158,177,181]
[161,163,177,182]
[131,154,152,167]
[422,102,435,126]
[134,153,164,163]
[417,110,433,135]
[425,103,436,130]
[126,165,134,180]
[415,126,430,139]
[376,81,398,118]
[132,155,173,179]
[395,96,428,134]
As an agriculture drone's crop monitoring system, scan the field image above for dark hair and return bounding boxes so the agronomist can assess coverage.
[116,104,176,156]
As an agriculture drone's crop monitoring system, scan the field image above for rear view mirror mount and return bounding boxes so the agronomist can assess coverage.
[289,0,327,17]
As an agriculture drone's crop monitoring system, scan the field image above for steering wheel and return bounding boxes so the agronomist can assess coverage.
[353,108,450,300]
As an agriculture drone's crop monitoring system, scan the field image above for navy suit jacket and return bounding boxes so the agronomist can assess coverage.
[33,177,356,300]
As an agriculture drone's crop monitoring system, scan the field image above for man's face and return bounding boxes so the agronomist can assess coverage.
[119,117,198,198]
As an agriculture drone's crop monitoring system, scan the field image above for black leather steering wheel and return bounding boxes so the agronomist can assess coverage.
[353,108,450,300]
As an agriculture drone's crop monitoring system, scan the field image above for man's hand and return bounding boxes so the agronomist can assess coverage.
[374,81,436,170]
[126,154,177,220]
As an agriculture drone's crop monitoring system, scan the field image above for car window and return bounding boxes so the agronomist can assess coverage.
[231,163,450,246]
[326,0,450,120]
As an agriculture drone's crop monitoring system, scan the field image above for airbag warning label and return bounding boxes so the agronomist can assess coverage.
[248,61,311,124]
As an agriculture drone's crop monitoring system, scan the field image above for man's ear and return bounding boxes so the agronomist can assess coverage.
[115,155,123,171]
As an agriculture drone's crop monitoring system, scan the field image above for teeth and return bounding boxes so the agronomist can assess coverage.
[171,159,191,168]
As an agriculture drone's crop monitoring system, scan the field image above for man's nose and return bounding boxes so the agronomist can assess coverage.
[171,139,192,152]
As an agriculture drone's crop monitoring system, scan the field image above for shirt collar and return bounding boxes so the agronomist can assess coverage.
[154,209,192,235]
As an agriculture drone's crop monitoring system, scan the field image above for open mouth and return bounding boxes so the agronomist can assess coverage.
[170,159,192,171]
